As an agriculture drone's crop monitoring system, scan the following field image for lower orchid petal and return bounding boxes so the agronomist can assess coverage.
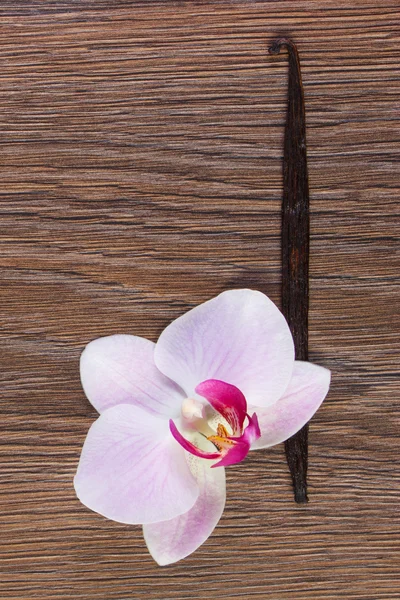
[80,334,184,417]
[74,404,199,524]
[195,379,247,435]
[251,361,331,450]
[143,452,226,565]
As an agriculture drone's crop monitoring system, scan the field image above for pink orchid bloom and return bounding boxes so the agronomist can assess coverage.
[74,289,330,565]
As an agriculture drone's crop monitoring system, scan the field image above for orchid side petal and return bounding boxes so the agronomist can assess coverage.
[195,379,247,435]
[169,420,221,461]
[154,289,294,408]
[143,454,226,565]
[80,334,184,416]
[74,404,199,524]
[251,361,331,450]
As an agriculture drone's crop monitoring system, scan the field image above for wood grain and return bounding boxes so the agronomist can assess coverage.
[0,1,399,599]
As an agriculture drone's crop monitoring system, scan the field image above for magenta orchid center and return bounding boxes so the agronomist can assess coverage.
[169,379,261,468]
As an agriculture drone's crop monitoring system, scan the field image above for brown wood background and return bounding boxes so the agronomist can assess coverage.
[1,1,399,598]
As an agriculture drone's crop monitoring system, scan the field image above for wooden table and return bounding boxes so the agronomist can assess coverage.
[1,2,399,598]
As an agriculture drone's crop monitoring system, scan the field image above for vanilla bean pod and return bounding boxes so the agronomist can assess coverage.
[269,38,310,504]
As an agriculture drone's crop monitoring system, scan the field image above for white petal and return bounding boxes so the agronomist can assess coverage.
[251,361,331,450]
[74,404,199,524]
[80,334,184,416]
[154,289,294,407]
[143,449,226,565]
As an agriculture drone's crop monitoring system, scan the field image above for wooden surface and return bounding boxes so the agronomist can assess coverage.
[1,1,399,598]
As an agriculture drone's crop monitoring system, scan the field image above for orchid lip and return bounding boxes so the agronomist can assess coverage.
[170,379,261,468]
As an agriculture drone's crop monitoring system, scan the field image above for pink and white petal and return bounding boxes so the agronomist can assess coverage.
[143,455,226,565]
[74,404,199,524]
[251,361,331,450]
[80,334,184,417]
[155,289,294,408]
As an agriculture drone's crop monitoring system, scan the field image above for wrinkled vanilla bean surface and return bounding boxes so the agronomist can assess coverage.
[269,38,310,504]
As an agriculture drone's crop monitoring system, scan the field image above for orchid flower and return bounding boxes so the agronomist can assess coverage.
[74,289,330,565]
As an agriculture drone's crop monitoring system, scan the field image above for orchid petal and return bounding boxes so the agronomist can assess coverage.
[74,404,199,524]
[80,334,184,417]
[154,289,294,408]
[251,361,331,450]
[143,452,226,565]
[195,379,247,435]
